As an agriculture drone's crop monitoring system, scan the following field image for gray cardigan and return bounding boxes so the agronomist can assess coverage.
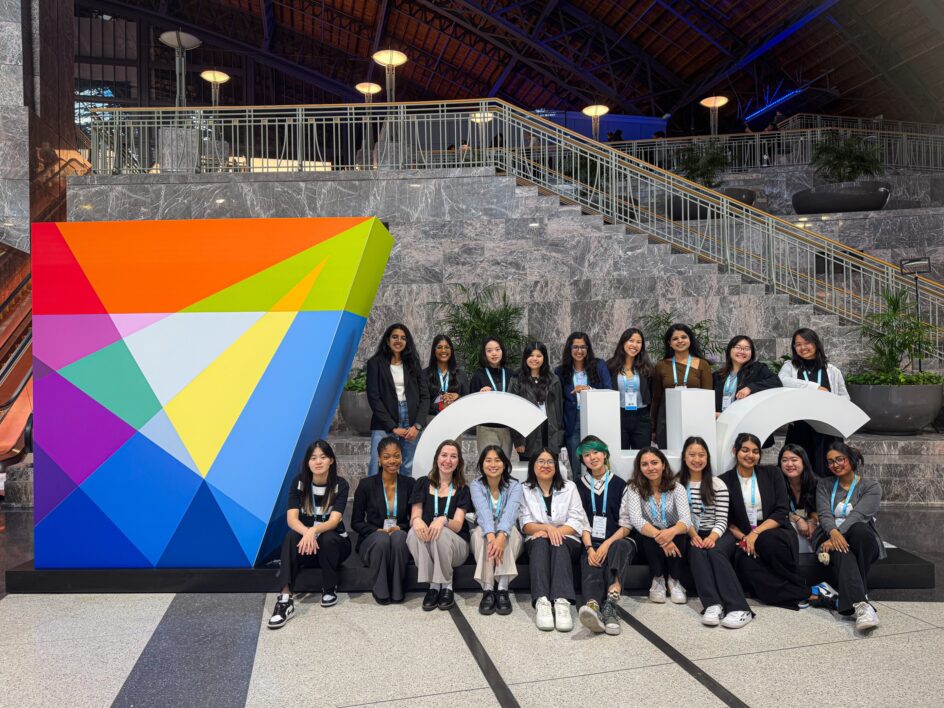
[813,475,886,560]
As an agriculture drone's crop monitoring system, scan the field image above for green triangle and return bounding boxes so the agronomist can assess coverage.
[59,340,163,429]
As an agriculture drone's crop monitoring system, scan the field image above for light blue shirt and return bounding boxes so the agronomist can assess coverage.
[470,477,523,536]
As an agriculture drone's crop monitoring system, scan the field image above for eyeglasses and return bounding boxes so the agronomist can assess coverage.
[571,345,588,351]
[826,456,848,467]
[732,346,752,353]
[535,459,555,467]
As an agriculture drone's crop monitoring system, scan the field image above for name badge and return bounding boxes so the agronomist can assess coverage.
[383,518,396,530]
[622,390,638,411]
[747,505,758,528]
[835,517,846,529]
[721,394,733,411]
[591,515,607,539]
[538,402,546,415]
[677,384,688,390]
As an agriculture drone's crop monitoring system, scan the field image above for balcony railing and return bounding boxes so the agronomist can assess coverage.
[779,112,944,136]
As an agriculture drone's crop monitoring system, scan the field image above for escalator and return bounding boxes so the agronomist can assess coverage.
[0,271,33,497]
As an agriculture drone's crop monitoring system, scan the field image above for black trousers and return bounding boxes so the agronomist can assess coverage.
[359,529,410,603]
[276,529,351,592]
[688,531,751,613]
[581,538,635,605]
[639,534,689,581]
[828,522,881,613]
[733,526,807,608]
[620,408,653,450]
[527,537,582,605]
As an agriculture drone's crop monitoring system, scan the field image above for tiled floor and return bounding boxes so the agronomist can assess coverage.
[0,506,941,707]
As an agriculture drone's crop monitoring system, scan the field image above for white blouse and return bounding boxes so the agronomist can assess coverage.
[517,480,588,542]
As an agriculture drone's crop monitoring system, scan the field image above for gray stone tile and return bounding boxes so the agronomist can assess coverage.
[0,21,22,65]
[0,0,20,23]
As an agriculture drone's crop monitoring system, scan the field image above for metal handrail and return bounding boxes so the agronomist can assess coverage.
[779,113,944,136]
[88,99,944,363]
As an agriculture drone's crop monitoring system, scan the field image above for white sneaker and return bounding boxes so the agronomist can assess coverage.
[649,577,667,603]
[554,598,573,632]
[668,577,687,604]
[578,601,605,634]
[535,597,554,631]
[721,610,753,629]
[854,602,880,632]
[702,604,723,626]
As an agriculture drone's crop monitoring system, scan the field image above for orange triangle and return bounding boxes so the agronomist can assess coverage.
[271,259,326,311]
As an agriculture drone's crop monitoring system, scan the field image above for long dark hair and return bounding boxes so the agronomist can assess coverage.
[478,335,507,369]
[630,446,676,498]
[733,433,763,470]
[607,327,654,380]
[790,327,829,369]
[375,322,421,377]
[519,340,551,404]
[560,331,603,388]
[525,447,565,491]
[662,323,705,360]
[477,445,512,490]
[428,439,467,488]
[678,436,715,507]
[778,443,817,510]
[427,333,458,372]
[299,439,339,516]
[719,335,757,378]
[827,440,865,473]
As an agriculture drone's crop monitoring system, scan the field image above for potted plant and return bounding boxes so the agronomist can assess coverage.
[669,143,755,219]
[338,368,372,435]
[845,288,943,434]
[792,134,891,214]
[435,284,526,370]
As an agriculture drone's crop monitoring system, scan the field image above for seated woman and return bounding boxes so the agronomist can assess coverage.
[622,446,691,605]
[518,448,588,632]
[574,436,634,636]
[469,445,524,616]
[269,440,352,629]
[778,443,819,553]
[407,439,472,612]
[720,433,808,609]
[811,442,885,633]
[351,437,415,605]
[678,436,752,629]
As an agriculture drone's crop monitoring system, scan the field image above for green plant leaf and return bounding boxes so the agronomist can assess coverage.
[811,134,883,183]
[433,284,526,371]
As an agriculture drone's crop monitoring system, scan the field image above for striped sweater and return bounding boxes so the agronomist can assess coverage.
[685,476,729,537]
[620,483,691,531]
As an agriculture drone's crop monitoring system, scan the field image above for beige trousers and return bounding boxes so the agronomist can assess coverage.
[407,526,470,584]
[470,526,524,589]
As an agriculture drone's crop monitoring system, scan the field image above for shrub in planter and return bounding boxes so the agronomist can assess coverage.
[435,284,526,371]
[669,144,755,218]
[792,135,890,214]
[339,368,372,435]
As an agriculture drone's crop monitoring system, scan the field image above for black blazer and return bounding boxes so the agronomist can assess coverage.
[350,474,415,552]
[424,365,469,416]
[608,364,654,407]
[720,464,790,533]
[365,354,430,432]
[713,361,782,412]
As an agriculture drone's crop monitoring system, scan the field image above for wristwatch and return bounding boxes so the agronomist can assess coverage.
[414,422,423,431]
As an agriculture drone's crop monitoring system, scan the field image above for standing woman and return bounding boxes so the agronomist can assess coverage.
[554,332,612,475]
[779,328,849,477]
[424,334,467,423]
[511,341,563,461]
[778,444,819,552]
[812,442,885,632]
[622,447,691,605]
[713,335,782,416]
[407,439,472,611]
[651,324,714,448]
[606,328,655,449]
[269,440,351,629]
[351,437,415,605]
[720,433,808,609]
[518,448,588,632]
[469,446,524,615]
[366,323,429,477]
[678,437,753,629]
[469,336,516,458]
[574,436,634,636]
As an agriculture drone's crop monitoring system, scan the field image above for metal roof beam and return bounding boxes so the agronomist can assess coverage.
[260,0,274,50]
[366,0,390,83]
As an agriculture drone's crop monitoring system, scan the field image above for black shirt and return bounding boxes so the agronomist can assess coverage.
[796,362,831,392]
[287,474,349,535]
[543,494,553,515]
[424,365,468,416]
[577,474,627,542]
[350,474,415,551]
[408,479,473,540]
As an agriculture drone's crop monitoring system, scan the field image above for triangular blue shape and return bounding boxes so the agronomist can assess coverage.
[207,484,268,565]
[140,408,200,474]
[157,481,250,567]
[34,487,152,568]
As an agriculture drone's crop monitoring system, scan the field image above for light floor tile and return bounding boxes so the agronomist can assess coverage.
[509,663,727,708]
[454,592,671,685]
[619,594,935,661]
[696,627,944,708]
[341,687,499,707]
[873,600,944,628]
[246,593,489,708]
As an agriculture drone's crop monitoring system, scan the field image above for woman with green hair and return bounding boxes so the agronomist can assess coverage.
[574,436,635,636]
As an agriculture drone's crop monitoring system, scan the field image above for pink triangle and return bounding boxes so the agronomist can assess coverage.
[33,314,124,371]
[109,313,172,339]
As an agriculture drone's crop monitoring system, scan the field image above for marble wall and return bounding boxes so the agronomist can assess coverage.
[0,0,28,251]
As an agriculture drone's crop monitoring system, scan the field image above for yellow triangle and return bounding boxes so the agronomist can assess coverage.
[164,311,297,476]
[271,259,326,312]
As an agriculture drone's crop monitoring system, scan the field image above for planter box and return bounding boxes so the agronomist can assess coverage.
[792,181,891,215]
[848,383,943,435]
[338,391,372,435]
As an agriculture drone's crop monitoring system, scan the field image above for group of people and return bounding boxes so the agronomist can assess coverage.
[266,322,884,638]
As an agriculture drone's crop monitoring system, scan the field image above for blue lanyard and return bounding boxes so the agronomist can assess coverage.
[384,480,397,518]
[789,498,796,513]
[802,368,823,386]
[648,492,667,527]
[686,483,702,517]
[438,369,450,393]
[619,371,639,395]
[723,372,738,397]
[672,356,692,387]
[590,472,610,516]
[750,472,757,509]
[488,488,504,522]
[485,368,505,392]
[831,476,858,517]
[434,483,454,517]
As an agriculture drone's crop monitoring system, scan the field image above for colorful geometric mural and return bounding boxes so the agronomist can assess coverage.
[32,217,392,568]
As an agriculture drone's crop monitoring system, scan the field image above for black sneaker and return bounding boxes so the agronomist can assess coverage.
[438,588,455,610]
[267,596,295,629]
[422,588,440,611]
[479,590,497,615]
[495,590,513,615]
[321,588,338,608]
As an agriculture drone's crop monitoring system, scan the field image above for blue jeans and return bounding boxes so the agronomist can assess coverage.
[564,427,581,479]
[369,401,417,476]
